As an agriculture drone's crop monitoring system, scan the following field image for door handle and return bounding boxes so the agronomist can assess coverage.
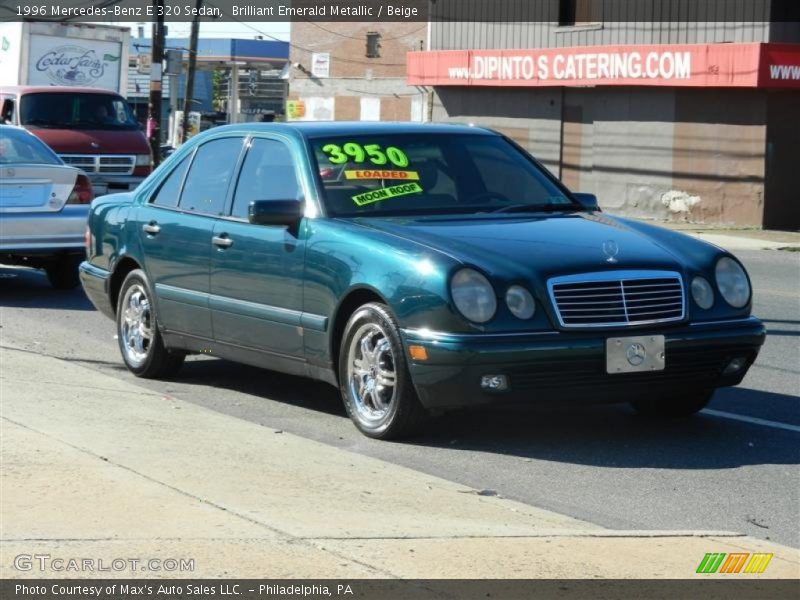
[212,235,233,248]
[142,222,161,235]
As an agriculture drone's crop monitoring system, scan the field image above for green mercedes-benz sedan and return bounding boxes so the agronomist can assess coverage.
[80,122,765,439]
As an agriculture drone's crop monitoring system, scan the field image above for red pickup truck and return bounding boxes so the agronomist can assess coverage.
[0,86,152,195]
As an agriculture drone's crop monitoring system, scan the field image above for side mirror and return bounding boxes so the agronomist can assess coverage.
[573,192,600,211]
[248,199,304,226]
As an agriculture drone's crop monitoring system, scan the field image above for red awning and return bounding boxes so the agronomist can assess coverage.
[407,43,800,89]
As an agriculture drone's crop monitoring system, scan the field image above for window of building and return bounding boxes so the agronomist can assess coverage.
[366,32,381,58]
[559,0,598,26]
[178,137,243,215]
[230,138,302,219]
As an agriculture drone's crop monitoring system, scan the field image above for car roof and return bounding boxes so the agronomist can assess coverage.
[0,85,124,96]
[204,121,499,140]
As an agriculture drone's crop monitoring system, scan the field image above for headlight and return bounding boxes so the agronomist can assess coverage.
[715,257,750,308]
[451,268,497,323]
[505,285,536,319]
[691,276,714,309]
[135,153,153,167]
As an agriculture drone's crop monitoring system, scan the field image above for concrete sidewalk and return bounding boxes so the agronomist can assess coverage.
[645,220,800,251]
[1,345,798,580]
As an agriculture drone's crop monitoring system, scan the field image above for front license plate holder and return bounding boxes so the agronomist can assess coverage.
[606,335,665,374]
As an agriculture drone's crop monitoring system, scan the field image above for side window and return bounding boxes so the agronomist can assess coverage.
[150,154,191,208]
[179,137,243,215]
[1,97,15,124]
[230,138,302,219]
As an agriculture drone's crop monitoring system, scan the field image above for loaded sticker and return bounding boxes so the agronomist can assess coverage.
[352,182,423,207]
[322,142,410,167]
[344,169,419,180]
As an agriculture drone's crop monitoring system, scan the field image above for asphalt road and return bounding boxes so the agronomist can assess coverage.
[1,249,798,547]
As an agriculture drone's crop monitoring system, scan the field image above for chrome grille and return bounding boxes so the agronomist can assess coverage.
[548,271,685,328]
[59,154,135,175]
[60,155,95,169]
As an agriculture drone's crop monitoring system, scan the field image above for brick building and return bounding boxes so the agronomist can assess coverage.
[408,0,800,229]
[288,21,427,122]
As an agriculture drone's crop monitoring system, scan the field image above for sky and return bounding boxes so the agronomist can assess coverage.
[92,21,290,40]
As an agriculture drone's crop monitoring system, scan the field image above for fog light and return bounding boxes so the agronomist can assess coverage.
[480,375,509,391]
[723,357,747,375]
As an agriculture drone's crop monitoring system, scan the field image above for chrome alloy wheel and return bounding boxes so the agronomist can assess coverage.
[346,323,398,425]
[120,283,153,367]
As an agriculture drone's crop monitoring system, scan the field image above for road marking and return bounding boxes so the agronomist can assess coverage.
[703,409,800,433]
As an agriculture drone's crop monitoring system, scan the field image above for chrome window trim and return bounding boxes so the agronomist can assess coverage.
[547,269,686,329]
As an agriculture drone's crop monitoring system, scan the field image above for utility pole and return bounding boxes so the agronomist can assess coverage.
[181,0,202,145]
[148,0,165,166]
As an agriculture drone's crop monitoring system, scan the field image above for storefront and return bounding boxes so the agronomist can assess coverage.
[409,41,800,229]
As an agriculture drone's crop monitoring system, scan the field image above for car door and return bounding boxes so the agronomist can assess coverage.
[209,135,307,358]
[138,136,245,340]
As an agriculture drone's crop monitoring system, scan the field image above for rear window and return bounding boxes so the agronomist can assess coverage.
[0,127,61,165]
[310,133,572,217]
[20,92,139,131]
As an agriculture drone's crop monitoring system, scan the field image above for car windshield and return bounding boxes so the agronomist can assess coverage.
[20,92,140,130]
[0,127,61,165]
[311,133,578,217]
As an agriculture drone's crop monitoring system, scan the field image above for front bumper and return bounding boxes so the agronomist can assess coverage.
[0,205,88,254]
[401,318,766,409]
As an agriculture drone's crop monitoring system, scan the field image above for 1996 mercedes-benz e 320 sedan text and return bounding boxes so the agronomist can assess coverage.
[80,123,765,439]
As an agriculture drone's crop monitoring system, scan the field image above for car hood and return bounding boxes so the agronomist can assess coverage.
[27,128,150,154]
[352,212,687,279]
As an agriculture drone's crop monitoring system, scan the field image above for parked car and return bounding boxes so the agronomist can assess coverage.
[0,86,152,196]
[79,123,765,439]
[0,124,92,288]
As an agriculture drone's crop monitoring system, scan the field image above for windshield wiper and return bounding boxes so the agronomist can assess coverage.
[489,203,583,214]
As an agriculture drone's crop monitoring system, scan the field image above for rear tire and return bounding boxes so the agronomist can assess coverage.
[116,269,185,379]
[631,390,714,418]
[338,302,428,440]
[46,255,82,290]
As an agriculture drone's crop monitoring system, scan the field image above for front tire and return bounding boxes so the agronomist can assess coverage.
[631,390,714,418]
[338,302,427,440]
[116,269,184,379]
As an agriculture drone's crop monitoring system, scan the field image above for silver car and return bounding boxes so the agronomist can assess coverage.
[0,125,92,288]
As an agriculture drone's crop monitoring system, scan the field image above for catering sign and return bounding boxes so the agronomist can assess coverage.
[407,43,800,89]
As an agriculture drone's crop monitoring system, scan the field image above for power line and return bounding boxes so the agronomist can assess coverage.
[345,88,423,97]
[302,20,427,41]
[203,1,409,68]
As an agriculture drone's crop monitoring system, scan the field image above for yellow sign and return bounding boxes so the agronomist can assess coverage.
[345,170,419,181]
[352,182,423,207]
[287,100,305,120]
